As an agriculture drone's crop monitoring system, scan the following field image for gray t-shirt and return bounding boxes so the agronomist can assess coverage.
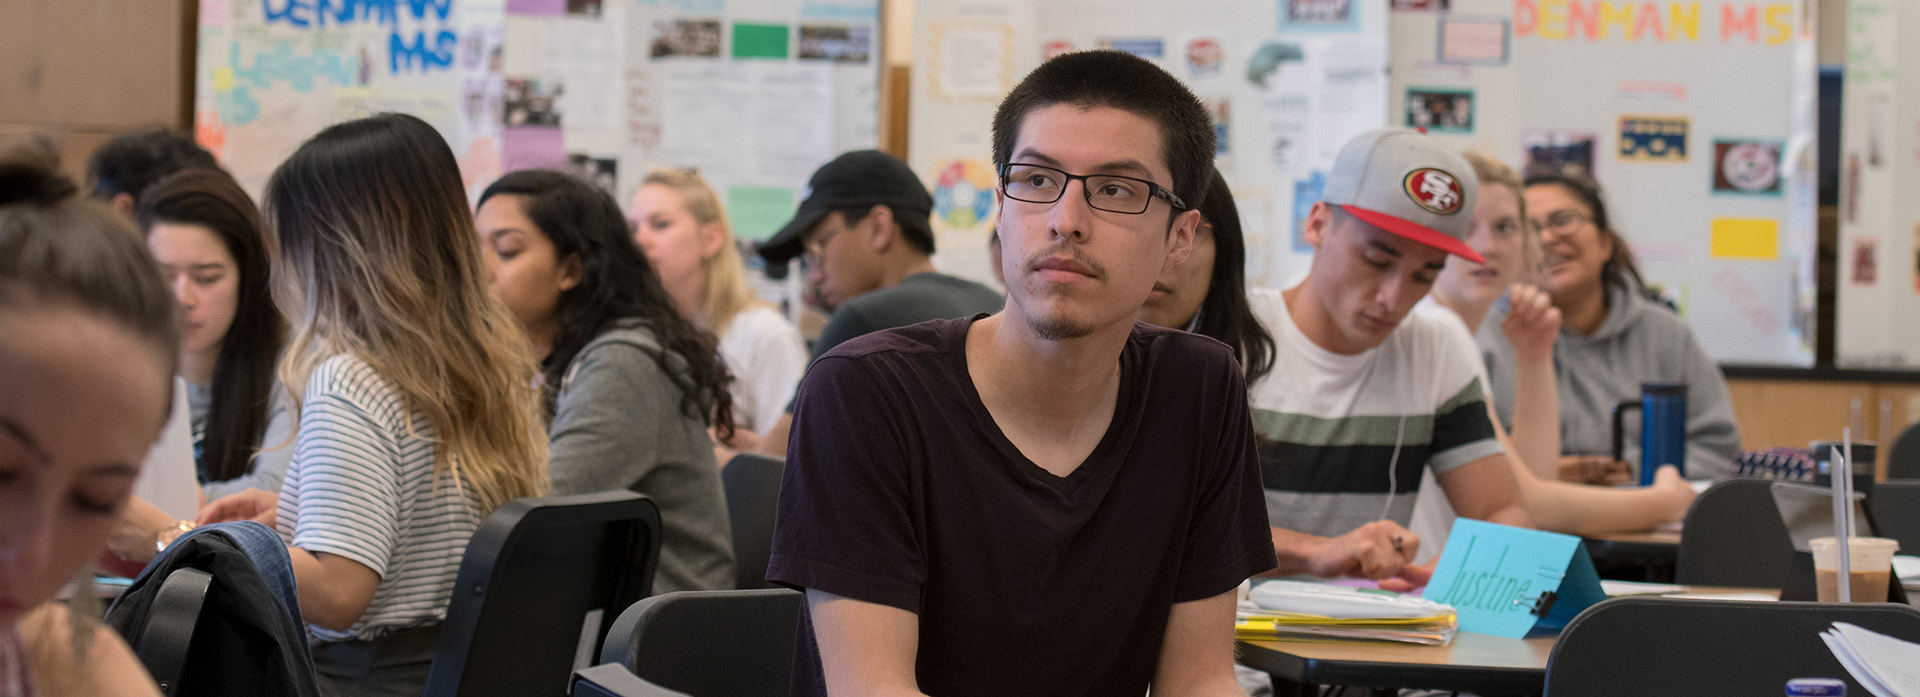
[547,320,735,593]
[187,379,294,500]
[810,271,1004,361]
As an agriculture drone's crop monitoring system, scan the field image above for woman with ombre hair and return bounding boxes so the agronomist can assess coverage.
[630,169,806,453]
[199,113,549,697]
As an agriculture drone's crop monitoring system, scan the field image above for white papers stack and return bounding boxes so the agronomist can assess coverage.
[1821,621,1920,697]
[1893,555,1920,591]
[1236,581,1457,646]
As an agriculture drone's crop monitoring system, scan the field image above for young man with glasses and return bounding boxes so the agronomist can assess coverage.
[752,149,1002,457]
[1249,129,1533,582]
[767,51,1276,696]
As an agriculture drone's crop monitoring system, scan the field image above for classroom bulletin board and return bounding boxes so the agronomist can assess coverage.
[194,0,509,199]
[1835,0,1920,368]
[910,0,1816,367]
[194,0,879,251]
[1394,0,1818,366]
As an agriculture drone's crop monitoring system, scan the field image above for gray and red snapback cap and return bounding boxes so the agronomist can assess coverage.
[1322,128,1482,264]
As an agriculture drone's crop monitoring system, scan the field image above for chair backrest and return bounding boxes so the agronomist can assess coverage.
[1869,479,1920,554]
[722,453,785,590]
[598,588,803,697]
[424,491,663,697]
[1675,478,1794,587]
[1890,421,1920,480]
[132,567,212,696]
[1546,596,1920,696]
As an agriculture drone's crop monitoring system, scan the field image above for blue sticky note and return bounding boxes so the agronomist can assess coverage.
[1421,519,1606,638]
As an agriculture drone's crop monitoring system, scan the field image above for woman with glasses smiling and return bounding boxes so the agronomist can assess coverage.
[1476,173,1740,482]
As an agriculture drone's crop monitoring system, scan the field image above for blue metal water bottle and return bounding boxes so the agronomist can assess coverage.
[1611,383,1688,485]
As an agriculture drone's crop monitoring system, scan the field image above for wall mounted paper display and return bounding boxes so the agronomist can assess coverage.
[1712,139,1784,196]
[195,0,508,198]
[1186,38,1225,79]
[1837,0,1920,366]
[1617,115,1689,162]
[1708,218,1780,261]
[926,20,1018,103]
[1098,37,1165,61]
[1851,238,1878,288]
[1278,0,1360,33]
[1437,16,1508,66]
[1521,129,1598,180]
[1405,88,1474,135]
[1395,0,1813,366]
[1391,0,1448,11]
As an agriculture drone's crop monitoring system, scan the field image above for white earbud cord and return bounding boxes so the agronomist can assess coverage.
[1379,412,1407,523]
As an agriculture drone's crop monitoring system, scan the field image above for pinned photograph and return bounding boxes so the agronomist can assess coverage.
[650,19,723,58]
[1187,38,1224,79]
[565,0,600,16]
[1203,97,1230,157]
[1712,139,1783,196]
[1851,238,1877,288]
[1405,88,1474,134]
[1098,37,1165,61]
[1521,129,1598,180]
[1283,0,1353,23]
[567,154,618,198]
[1041,39,1076,61]
[1246,41,1305,88]
[502,78,563,127]
[1617,115,1689,162]
[1391,0,1449,9]
[798,25,873,63]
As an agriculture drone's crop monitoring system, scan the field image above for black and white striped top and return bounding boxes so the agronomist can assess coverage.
[276,354,482,643]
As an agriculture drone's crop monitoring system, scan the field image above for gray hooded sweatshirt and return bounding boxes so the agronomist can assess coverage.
[1477,282,1740,480]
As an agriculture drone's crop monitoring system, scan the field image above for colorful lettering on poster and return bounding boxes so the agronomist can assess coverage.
[1515,1,1792,45]
[259,0,459,74]
[218,39,359,125]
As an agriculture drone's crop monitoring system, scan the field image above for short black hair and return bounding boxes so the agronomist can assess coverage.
[991,50,1215,213]
[832,204,935,256]
[87,127,218,202]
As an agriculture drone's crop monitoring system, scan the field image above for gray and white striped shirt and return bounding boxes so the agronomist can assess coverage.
[276,353,481,643]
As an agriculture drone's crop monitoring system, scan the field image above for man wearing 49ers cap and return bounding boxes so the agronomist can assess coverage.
[1249,129,1533,583]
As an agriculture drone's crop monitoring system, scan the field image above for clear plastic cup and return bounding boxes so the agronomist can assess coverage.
[1810,536,1900,602]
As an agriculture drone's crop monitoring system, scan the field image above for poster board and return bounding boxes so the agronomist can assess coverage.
[195,0,507,199]
[908,0,1391,291]
[1835,0,1920,368]
[1389,0,1817,366]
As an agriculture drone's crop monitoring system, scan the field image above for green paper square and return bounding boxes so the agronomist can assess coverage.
[731,23,789,59]
[726,186,796,242]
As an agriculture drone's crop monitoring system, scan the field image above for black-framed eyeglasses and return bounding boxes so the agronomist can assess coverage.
[999,163,1187,214]
[1531,210,1593,237]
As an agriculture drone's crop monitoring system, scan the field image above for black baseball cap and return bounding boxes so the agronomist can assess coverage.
[758,150,934,264]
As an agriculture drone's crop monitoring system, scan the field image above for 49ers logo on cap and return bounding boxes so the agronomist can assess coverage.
[1402,168,1464,215]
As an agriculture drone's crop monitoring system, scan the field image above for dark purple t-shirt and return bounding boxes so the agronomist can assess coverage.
[767,316,1277,697]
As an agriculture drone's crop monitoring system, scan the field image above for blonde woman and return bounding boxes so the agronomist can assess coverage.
[629,170,806,452]
[200,113,549,696]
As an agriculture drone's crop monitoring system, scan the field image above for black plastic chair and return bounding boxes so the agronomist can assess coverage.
[129,568,212,696]
[570,664,692,697]
[595,588,803,697]
[722,453,785,590]
[1674,478,1794,588]
[1546,596,1920,696]
[1889,422,1920,480]
[1869,479,1920,554]
[423,491,663,697]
